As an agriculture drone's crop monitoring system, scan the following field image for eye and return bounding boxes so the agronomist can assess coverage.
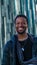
[16,22,19,25]
[23,22,25,24]
[22,22,26,25]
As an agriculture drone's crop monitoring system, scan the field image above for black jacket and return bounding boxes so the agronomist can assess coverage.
[1,34,37,65]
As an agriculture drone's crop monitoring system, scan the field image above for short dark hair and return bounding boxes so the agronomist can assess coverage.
[15,14,28,24]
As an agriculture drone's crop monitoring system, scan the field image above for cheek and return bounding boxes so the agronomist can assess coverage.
[15,25,17,28]
[15,25,18,27]
[15,25,18,30]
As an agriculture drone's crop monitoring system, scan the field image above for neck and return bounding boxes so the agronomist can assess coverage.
[18,33,28,41]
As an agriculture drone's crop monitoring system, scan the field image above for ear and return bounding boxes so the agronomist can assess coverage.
[26,24,28,28]
[27,25,28,28]
[26,28,28,33]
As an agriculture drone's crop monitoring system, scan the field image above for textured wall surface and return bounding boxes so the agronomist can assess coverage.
[0,0,37,65]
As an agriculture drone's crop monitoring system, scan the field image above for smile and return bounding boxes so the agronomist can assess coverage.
[18,28,23,30]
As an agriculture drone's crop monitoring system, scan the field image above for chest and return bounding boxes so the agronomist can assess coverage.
[15,40,32,61]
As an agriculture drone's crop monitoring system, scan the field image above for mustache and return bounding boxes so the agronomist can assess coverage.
[19,26,25,28]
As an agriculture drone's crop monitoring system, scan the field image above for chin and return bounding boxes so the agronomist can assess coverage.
[17,31,26,34]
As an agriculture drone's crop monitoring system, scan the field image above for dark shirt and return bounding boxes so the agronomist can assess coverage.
[16,37,32,65]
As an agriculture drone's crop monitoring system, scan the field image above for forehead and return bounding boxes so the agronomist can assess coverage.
[15,17,28,24]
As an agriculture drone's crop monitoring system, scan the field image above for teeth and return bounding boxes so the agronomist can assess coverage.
[19,28,23,30]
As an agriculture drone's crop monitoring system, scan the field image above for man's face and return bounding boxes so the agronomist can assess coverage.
[15,17,28,34]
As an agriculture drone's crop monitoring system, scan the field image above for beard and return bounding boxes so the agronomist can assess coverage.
[17,28,26,34]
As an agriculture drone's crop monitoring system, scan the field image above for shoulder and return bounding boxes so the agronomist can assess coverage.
[27,33,34,45]
[28,33,37,41]
[27,33,37,44]
[3,40,12,52]
[3,34,17,51]
[27,33,34,40]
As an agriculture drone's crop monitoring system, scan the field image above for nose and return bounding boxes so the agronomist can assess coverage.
[19,23,23,27]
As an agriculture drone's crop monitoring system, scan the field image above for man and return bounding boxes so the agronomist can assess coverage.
[2,14,37,65]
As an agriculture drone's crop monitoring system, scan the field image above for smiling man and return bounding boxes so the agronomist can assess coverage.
[15,15,32,63]
[2,14,35,65]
